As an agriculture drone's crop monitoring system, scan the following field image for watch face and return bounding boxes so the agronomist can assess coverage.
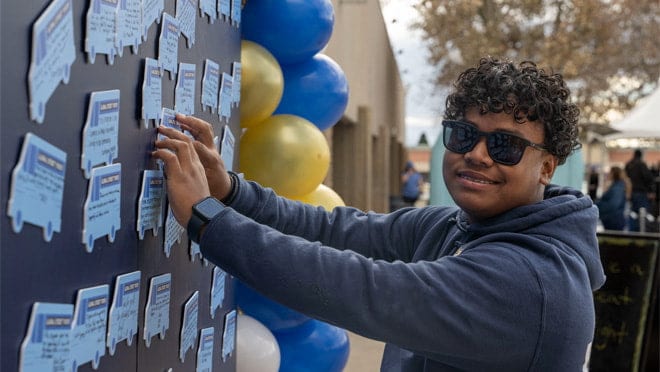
[196,197,223,219]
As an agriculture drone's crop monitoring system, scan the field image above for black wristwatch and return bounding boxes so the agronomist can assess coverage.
[187,197,224,244]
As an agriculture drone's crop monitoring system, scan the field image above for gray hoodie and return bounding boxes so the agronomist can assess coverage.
[200,178,606,371]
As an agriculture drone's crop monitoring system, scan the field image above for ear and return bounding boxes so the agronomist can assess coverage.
[539,154,558,185]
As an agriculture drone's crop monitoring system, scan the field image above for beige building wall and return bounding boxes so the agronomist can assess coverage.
[322,0,407,213]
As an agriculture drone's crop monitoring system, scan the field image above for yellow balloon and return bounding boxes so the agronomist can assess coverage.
[240,40,284,129]
[239,114,330,198]
[293,184,345,211]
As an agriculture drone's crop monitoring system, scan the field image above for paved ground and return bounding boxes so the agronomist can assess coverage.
[343,332,385,372]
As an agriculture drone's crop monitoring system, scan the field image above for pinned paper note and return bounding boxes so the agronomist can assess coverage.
[8,133,66,242]
[83,163,121,252]
[180,291,199,362]
[144,273,172,347]
[158,13,180,79]
[28,0,76,123]
[220,125,235,171]
[222,309,237,361]
[137,170,164,239]
[81,89,120,178]
[219,72,233,122]
[20,302,73,372]
[142,58,163,126]
[200,0,217,23]
[142,0,164,40]
[116,0,142,55]
[201,59,220,113]
[190,241,202,262]
[230,0,241,27]
[218,0,230,21]
[70,285,110,371]
[164,206,185,258]
[210,267,227,318]
[231,61,242,108]
[175,63,196,115]
[196,327,215,372]
[107,271,141,355]
[85,0,119,64]
[176,0,197,48]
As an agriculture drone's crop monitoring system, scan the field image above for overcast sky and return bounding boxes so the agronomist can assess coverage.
[380,0,444,147]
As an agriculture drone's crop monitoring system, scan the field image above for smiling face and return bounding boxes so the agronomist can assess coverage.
[442,109,558,222]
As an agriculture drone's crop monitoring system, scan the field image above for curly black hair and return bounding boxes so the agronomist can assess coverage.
[444,57,581,165]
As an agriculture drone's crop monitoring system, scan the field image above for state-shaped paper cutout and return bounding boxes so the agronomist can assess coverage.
[83,163,121,252]
[196,327,215,372]
[20,302,74,372]
[219,72,233,122]
[190,241,202,262]
[116,0,142,56]
[218,0,230,21]
[158,13,180,80]
[142,0,164,40]
[201,59,220,113]
[142,58,163,126]
[28,0,76,124]
[175,62,196,115]
[136,169,164,239]
[222,309,237,361]
[144,273,172,347]
[220,125,235,172]
[85,0,119,64]
[8,133,66,242]
[180,291,199,362]
[231,61,241,108]
[70,285,110,371]
[230,0,241,27]
[164,205,185,258]
[176,0,197,48]
[199,0,217,23]
[107,270,141,355]
[81,89,120,178]
[210,267,227,318]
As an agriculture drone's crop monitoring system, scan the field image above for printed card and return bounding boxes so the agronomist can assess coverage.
[201,59,220,113]
[20,302,74,372]
[85,0,119,64]
[107,271,141,355]
[220,125,235,171]
[70,285,110,370]
[200,0,217,23]
[219,72,233,122]
[196,327,215,372]
[231,61,241,107]
[180,291,199,362]
[81,89,120,178]
[144,273,172,347]
[142,0,164,40]
[230,0,241,27]
[8,133,66,242]
[83,163,121,252]
[115,0,142,55]
[176,0,197,48]
[175,63,196,115]
[137,170,165,239]
[164,205,185,258]
[222,309,236,361]
[158,13,180,79]
[142,58,163,126]
[210,267,227,318]
[28,0,76,123]
[218,0,230,20]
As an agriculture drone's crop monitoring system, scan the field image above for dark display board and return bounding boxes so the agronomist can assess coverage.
[590,233,660,372]
[1,0,241,371]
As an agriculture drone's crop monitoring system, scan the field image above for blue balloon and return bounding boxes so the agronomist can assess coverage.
[242,0,334,65]
[235,281,311,332]
[274,54,349,131]
[274,319,350,372]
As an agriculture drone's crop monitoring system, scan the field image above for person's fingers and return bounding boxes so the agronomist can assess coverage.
[193,140,225,168]
[156,127,200,163]
[152,148,181,173]
[176,114,215,147]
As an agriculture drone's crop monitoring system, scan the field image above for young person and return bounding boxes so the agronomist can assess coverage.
[153,57,605,371]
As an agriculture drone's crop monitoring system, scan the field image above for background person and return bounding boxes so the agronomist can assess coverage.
[596,166,627,230]
[153,57,605,371]
[624,149,655,231]
[400,161,423,206]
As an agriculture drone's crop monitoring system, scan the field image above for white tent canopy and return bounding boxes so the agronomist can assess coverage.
[605,87,660,148]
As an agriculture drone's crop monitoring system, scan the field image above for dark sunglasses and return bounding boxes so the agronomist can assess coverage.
[442,120,547,166]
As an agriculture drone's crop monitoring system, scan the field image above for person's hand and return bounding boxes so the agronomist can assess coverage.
[153,126,211,227]
[175,114,233,201]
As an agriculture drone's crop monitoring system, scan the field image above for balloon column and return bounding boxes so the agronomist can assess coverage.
[236,0,351,370]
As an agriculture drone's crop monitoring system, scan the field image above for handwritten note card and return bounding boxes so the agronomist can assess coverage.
[144,273,172,347]
[142,58,163,126]
[219,72,233,122]
[176,0,197,48]
[83,163,121,252]
[180,291,199,362]
[70,285,109,370]
[158,13,180,80]
[81,89,120,178]
[20,302,73,372]
[230,0,241,27]
[210,266,227,318]
[175,63,196,115]
[200,0,217,23]
[28,0,76,123]
[164,206,185,258]
[201,59,220,113]
[231,61,242,108]
[107,271,141,355]
[8,133,66,242]
[222,309,237,361]
[115,0,142,55]
[196,327,215,372]
[218,0,230,21]
[142,0,164,39]
[85,0,118,64]
[220,125,235,171]
[137,170,165,239]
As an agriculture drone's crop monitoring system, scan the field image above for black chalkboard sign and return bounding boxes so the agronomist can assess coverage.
[590,233,660,372]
